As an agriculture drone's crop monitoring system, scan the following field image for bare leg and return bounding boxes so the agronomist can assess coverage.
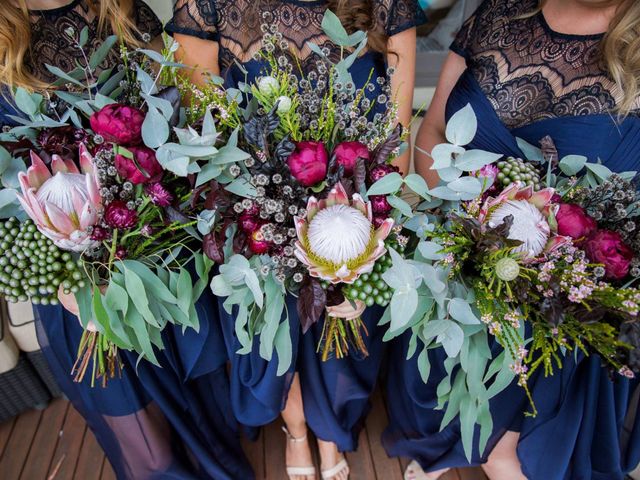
[481,431,527,480]
[281,373,315,480]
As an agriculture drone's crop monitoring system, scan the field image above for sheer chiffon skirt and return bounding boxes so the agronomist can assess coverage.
[218,294,387,451]
[34,299,253,480]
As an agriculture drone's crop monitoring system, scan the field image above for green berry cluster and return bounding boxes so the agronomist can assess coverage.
[497,157,542,190]
[342,242,406,308]
[0,218,85,305]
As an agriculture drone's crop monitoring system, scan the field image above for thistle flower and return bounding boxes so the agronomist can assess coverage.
[294,183,393,284]
[104,201,138,230]
[145,182,173,207]
[17,146,102,252]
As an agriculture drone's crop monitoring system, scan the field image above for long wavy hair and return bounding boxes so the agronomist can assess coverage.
[325,0,389,54]
[0,0,141,92]
[536,0,640,114]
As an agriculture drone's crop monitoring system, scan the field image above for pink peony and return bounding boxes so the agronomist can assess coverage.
[555,203,597,240]
[115,146,163,185]
[584,230,633,280]
[287,141,328,187]
[90,104,145,146]
[369,164,400,183]
[145,183,173,207]
[104,201,138,230]
[333,141,370,175]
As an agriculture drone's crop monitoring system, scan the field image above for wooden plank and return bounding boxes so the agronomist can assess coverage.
[0,417,16,458]
[366,389,403,480]
[0,407,42,479]
[263,418,288,480]
[441,470,462,480]
[74,428,106,480]
[100,456,117,480]
[20,398,68,480]
[241,427,265,480]
[48,405,87,480]
[457,467,489,480]
[344,428,376,480]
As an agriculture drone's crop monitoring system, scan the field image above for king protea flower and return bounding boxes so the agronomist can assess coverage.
[294,182,393,284]
[17,145,102,252]
[479,182,558,258]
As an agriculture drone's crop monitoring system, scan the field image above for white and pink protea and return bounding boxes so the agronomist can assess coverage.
[294,182,394,284]
[17,145,102,252]
[479,182,560,258]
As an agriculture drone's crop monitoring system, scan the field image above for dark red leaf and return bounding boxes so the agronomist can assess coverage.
[203,232,224,263]
[297,277,326,333]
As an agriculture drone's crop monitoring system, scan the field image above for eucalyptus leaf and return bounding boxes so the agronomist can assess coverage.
[445,104,477,146]
[142,105,169,148]
[387,195,414,218]
[404,174,431,200]
[367,172,403,196]
[448,298,480,325]
[516,137,544,162]
[559,155,588,176]
[454,149,502,172]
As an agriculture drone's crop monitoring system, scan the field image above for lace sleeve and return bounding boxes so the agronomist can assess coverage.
[450,0,494,59]
[374,0,427,37]
[135,0,163,39]
[165,0,219,41]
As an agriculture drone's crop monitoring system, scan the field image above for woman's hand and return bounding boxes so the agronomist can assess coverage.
[326,299,366,320]
[57,284,98,332]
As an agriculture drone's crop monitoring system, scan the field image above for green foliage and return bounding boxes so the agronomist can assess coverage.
[77,253,214,366]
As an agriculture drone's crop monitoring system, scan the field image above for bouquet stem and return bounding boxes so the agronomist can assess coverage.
[318,316,369,361]
[72,330,122,387]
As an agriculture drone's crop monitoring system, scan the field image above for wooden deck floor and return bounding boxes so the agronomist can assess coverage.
[0,391,488,480]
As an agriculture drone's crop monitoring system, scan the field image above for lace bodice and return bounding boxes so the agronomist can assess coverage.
[26,0,162,84]
[451,0,639,130]
[167,0,425,75]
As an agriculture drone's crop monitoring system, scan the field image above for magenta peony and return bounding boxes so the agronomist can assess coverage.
[115,146,163,184]
[333,141,369,175]
[555,204,597,240]
[104,201,138,230]
[369,164,400,183]
[584,230,633,280]
[90,104,145,146]
[287,141,328,187]
[145,183,173,207]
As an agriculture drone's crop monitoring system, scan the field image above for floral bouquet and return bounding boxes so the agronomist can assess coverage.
[161,11,432,371]
[401,104,640,458]
[0,30,212,385]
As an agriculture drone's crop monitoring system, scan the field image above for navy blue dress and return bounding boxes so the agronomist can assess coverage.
[383,1,640,478]
[1,2,252,478]
[167,0,426,451]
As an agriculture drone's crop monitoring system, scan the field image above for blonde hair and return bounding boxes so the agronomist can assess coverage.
[537,0,640,115]
[0,0,141,92]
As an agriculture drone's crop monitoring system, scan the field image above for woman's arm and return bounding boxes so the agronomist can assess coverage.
[173,33,221,87]
[387,27,417,175]
[415,51,467,187]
